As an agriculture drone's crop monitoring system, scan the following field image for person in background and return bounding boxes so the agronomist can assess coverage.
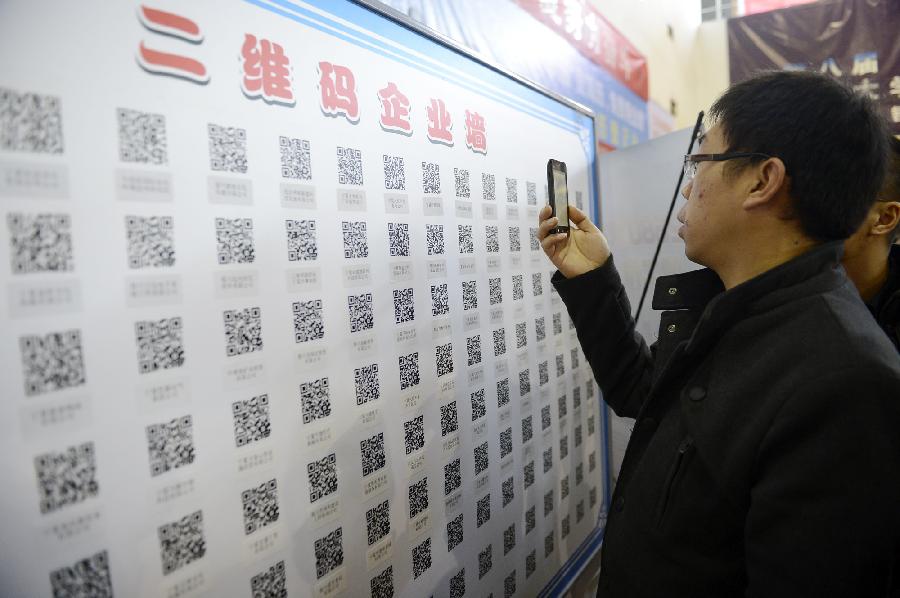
[538,71,900,597]
[843,136,900,350]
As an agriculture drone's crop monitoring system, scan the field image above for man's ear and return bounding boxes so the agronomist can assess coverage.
[741,157,787,211]
[872,201,900,237]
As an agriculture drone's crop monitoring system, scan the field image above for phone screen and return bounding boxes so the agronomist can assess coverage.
[552,168,569,227]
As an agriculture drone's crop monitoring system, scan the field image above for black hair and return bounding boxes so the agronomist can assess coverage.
[886,137,900,243]
[709,70,890,241]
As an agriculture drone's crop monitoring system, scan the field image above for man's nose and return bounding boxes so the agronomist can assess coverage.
[681,180,692,200]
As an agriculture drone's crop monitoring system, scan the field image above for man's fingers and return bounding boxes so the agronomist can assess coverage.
[538,204,552,221]
[541,232,567,254]
[568,205,599,233]
[537,216,558,240]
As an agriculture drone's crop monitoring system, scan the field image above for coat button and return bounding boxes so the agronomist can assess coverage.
[666,324,677,333]
[614,497,625,512]
[667,287,678,295]
[688,386,706,401]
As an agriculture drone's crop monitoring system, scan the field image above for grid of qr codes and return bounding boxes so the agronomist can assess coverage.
[1,36,604,597]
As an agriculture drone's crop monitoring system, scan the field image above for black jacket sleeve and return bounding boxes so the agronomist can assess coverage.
[552,256,654,419]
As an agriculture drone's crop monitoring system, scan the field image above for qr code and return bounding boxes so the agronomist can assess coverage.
[524,461,535,489]
[354,363,380,405]
[519,369,531,396]
[506,177,518,202]
[293,299,325,344]
[232,394,270,447]
[536,317,546,342]
[553,313,563,335]
[224,307,263,356]
[426,224,444,255]
[158,510,206,575]
[573,386,582,410]
[471,389,486,421]
[478,544,492,579]
[216,217,254,264]
[126,215,175,269]
[383,154,405,190]
[431,283,449,316]
[500,427,513,459]
[560,435,569,460]
[458,225,474,254]
[590,485,598,506]
[558,394,568,418]
[543,447,553,473]
[280,136,311,179]
[454,168,470,198]
[360,432,386,477]
[393,288,415,324]
[503,523,516,554]
[399,352,420,390]
[370,565,393,598]
[556,354,565,377]
[576,461,583,483]
[545,532,555,557]
[19,329,85,396]
[146,415,194,477]
[513,274,524,300]
[545,489,554,516]
[527,550,537,578]
[251,560,287,598]
[342,221,368,259]
[577,499,585,522]
[502,476,514,507]
[49,550,113,598]
[526,505,536,533]
[444,458,461,496]
[34,442,98,514]
[440,401,458,437]
[118,107,166,164]
[493,328,506,357]
[533,273,543,296]
[541,405,552,431]
[337,146,363,185]
[476,493,491,527]
[522,415,533,443]
[562,514,571,538]
[526,181,537,205]
[242,478,279,534]
[422,161,440,194]
[450,568,465,598]
[576,190,584,210]
[300,377,331,424]
[508,226,521,252]
[307,453,338,503]
[529,228,540,251]
[408,477,428,518]
[497,378,510,408]
[505,570,517,598]
[586,380,595,398]
[589,415,596,436]
[366,499,390,546]
[135,317,184,374]
[447,513,464,551]
[388,222,409,257]
[7,212,74,274]
[589,451,597,472]
[208,123,247,173]
[489,277,502,305]
[348,293,374,333]
[515,322,527,349]
[0,87,63,153]
[412,537,432,579]
[561,476,570,499]
[482,173,495,201]
[314,527,344,579]
[485,226,499,253]
[404,415,425,455]
[539,360,549,386]
[462,280,478,311]
[474,441,489,476]
[435,342,453,377]
[286,219,317,261]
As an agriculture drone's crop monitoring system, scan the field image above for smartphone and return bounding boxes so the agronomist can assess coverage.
[547,159,570,235]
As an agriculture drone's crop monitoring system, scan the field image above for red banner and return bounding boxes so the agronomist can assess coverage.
[514,0,648,101]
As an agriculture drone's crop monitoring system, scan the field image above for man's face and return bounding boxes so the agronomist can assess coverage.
[677,124,745,268]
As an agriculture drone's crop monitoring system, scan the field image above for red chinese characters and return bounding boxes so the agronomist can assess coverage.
[465,110,487,154]
[241,34,294,105]
[377,82,412,134]
[318,61,359,122]
[426,98,453,145]
[136,5,209,84]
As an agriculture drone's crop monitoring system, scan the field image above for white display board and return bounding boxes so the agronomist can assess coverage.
[598,127,695,480]
[0,1,608,597]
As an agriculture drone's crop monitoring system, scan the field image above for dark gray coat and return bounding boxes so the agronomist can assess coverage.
[553,241,900,597]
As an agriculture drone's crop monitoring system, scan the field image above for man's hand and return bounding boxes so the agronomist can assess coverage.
[537,204,611,279]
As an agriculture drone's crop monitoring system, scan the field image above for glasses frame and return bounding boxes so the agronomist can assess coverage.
[683,152,773,180]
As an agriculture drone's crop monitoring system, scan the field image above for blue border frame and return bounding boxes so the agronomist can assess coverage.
[242,0,612,593]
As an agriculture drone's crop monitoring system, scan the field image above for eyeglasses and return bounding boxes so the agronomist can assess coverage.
[683,152,772,181]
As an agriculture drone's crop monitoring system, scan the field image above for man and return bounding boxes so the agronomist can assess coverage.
[538,71,900,597]
[843,136,900,350]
